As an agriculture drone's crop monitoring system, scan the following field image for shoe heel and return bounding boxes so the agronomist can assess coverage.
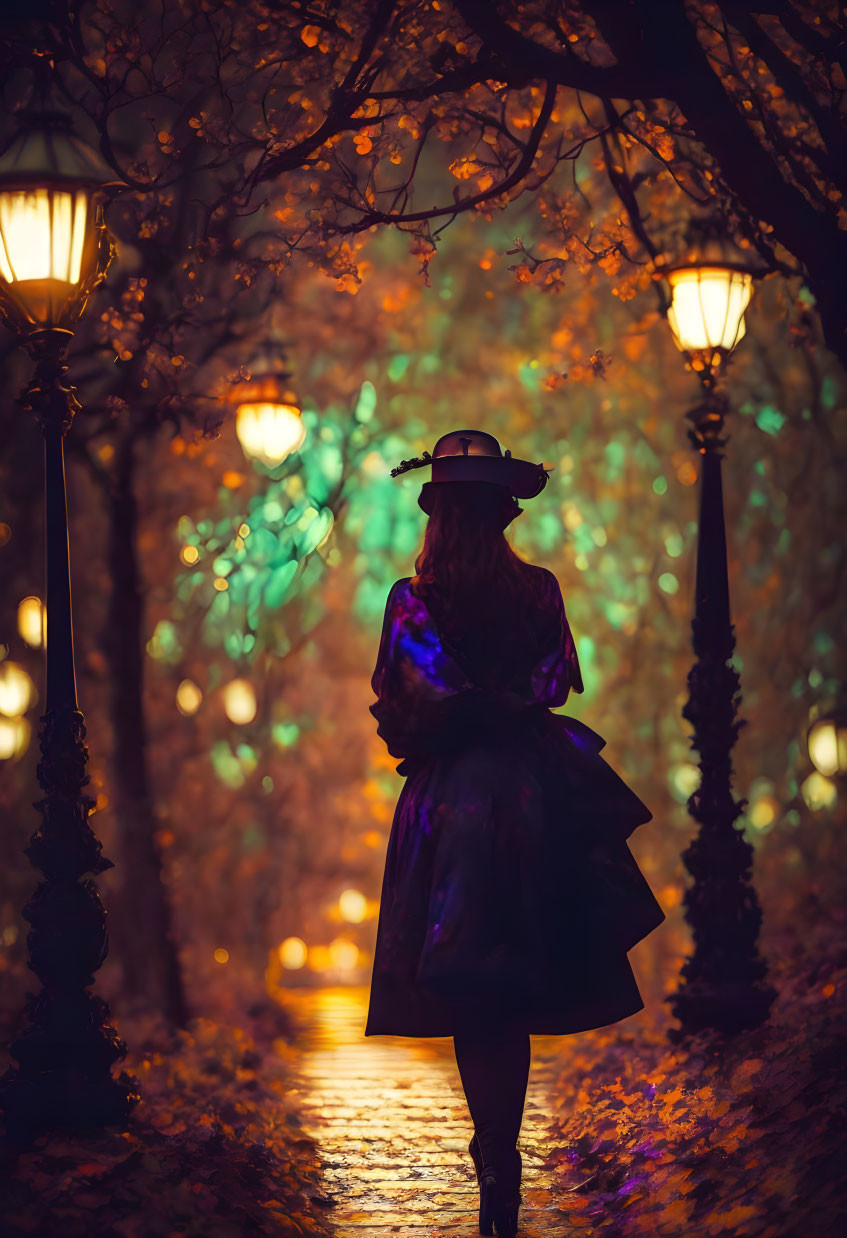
[478,1169,517,1238]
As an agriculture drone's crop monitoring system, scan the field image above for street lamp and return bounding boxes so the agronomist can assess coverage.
[0,111,138,1140]
[662,251,776,1036]
[232,345,305,468]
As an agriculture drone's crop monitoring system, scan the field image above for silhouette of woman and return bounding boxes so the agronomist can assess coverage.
[364,430,665,1237]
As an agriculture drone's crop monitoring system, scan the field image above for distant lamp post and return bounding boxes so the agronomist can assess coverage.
[807,707,847,780]
[233,347,305,467]
[662,245,776,1036]
[0,111,138,1141]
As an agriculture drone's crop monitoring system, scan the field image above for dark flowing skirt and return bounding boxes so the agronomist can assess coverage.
[365,712,666,1037]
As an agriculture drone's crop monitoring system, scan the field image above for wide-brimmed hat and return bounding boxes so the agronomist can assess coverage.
[391,429,554,515]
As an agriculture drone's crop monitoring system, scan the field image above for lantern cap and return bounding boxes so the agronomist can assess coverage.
[654,221,770,281]
[0,110,121,191]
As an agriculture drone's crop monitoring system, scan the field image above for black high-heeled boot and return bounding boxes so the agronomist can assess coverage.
[470,1134,522,1237]
[469,1133,522,1189]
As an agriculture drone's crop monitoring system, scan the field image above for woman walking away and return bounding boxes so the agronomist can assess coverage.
[364,430,665,1237]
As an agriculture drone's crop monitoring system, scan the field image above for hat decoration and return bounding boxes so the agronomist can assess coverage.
[391,430,554,515]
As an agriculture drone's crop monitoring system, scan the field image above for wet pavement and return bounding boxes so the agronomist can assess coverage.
[283,986,577,1236]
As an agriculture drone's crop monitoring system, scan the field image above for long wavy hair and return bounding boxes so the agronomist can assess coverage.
[410,482,548,683]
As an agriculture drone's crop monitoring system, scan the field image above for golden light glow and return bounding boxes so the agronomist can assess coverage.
[808,717,847,778]
[666,266,752,355]
[236,402,306,466]
[750,797,778,830]
[801,771,837,811]
[214,947,230,964]
[0,187,88,285]
[329,939,360,971]
[338,889,367,923]
[0,716,30,760]
[0,661,36,716]
[176,678,203,716]
[308,944,332,972]
[223,678,257,725]
[17,595,45,647]
[278,936,308,969]
[180,544,199,565]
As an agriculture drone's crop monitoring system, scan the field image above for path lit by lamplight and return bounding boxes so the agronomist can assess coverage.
[280,985,580,1236]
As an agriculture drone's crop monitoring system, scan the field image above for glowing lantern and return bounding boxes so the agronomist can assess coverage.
[665,264,753,372]
[338,889,367,923]
[17,595,46,647]
[0,716,31,761]
[0,661,36,716]
[236,402,305,467]
[278,937,307,969]
[807,710,847,779]
[223,677,257,725]
[231,347,305,467]
[0,111,117,334]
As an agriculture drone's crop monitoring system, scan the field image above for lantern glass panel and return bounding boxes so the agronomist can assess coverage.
[0,187,88,284]
[236,402,306,466]
[667,266,752,354]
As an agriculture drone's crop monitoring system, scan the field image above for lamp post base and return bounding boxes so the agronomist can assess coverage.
[1,1060,139,1147]
[668,977,777,1041]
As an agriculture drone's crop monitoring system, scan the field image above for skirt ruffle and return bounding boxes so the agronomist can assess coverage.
[365,712,665,1038]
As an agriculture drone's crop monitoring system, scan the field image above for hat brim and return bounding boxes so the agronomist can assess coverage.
[427,453,550,496]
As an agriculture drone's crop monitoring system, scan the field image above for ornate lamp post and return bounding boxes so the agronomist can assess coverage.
[233,346,305,468]
[662,254,777,1036]
[0,111,138,1140]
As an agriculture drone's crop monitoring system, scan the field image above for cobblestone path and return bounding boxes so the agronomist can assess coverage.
[284,986,576,1237]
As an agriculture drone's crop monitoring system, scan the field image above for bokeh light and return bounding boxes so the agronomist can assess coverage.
[308,945,332,972]
[0,716,31,761]
[223,678,256,724]
[338,889,367,923]
[0,662,36,716]
[800,772,838,811]
[17,596,45,647]
[278,937,308,969]
[808,715,847,779]
[328,938,359,970]
[176,679,203,716]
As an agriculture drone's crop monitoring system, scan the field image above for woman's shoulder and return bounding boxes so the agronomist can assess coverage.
[389,576,414,600]
[525,564,562,603]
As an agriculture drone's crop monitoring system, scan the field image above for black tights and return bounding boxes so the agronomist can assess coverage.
[453,1024,531,1170]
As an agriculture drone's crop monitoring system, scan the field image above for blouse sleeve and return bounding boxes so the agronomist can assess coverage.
[369,580,484,760]
[523,568,584,708]
[369,573,583,762]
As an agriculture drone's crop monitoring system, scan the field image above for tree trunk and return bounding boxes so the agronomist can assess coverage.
[104,432,188,1027]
